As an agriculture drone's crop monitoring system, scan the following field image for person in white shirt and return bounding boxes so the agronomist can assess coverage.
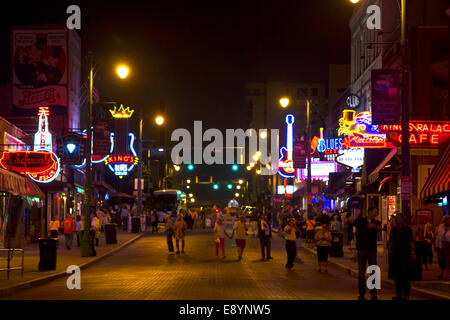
[214,218,229,258]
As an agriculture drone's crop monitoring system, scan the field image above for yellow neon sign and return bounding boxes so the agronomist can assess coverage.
[109,105,134,118]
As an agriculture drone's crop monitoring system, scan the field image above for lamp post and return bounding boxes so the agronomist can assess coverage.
[137,111,143,218]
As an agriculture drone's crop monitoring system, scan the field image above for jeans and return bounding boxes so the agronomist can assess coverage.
[64,233,73,248]
[49,230,59,238]
[357,250,378,297]
[122,217,128,231]
[393,254,411,297]
[285,240,296,269]
[166,230,174,252]
[260,237,271,259]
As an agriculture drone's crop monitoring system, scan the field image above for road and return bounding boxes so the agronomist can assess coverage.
[2,225,428,300]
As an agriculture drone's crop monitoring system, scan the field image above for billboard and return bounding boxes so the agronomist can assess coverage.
[371,69,400,125]
[12,28,67,115]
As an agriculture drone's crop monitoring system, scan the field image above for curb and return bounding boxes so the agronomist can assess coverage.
[273,230,449,300]
[0,232,145,298]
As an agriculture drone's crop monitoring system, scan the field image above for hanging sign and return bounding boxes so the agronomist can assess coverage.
[379,121,450,147]
[105,133,138,179]
[278,114,296,178]
[0,151,58,174]
[335,148,364,169]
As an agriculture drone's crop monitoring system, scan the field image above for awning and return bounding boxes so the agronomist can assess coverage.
[328,171,352,194]
[420,144,450,199]
[367,147,397,184]
[0,167,44,198]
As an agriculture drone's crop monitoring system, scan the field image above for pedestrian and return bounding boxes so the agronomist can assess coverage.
[258,215,272,260]
[423,223,434,270]
[435,216,450,280]
[121,204,129,231]
[74,215,82,247]
[306,216,316,246]
[315,224,332,272]
[389,213,415,300]
[165,214,175,253]
[344,212,354,245]
[284,218,299,271]
[174,214,188,254]
[414,222,425,271]
[91,213,101,246]
[62,214,75,249]
[229,215,248,260]
[49,215,60,238]
[151,210,158,233]
[214,218,228,258]
[331,214,343,233]
[354,207,381,300]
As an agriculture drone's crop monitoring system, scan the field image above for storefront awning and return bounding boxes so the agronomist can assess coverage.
[0,167,44,198]
[367,147,397,184]
[420,144,450,199]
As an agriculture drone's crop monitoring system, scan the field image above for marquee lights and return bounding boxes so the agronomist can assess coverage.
[109,105,134,118]
[379,121,450,147]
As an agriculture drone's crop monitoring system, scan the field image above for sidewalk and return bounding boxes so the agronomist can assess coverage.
[0,230,144,297]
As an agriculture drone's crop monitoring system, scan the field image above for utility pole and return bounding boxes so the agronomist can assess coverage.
[137,110,143,217]
[400,0,411,225]
[81,52,95,257]
[306,91,312,219]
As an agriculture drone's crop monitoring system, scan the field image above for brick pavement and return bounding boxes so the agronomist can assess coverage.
[1,222,432,300]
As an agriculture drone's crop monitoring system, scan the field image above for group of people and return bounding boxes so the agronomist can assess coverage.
[49,211,103,249]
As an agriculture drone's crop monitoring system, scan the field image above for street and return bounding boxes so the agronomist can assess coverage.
[2,226,427,300]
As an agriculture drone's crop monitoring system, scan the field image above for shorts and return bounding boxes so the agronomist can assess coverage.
[307,230,314,240]
[317,245,330,262]
[235,239,246,248]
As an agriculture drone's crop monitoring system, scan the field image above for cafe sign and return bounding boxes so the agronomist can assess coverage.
[0,151,58,174]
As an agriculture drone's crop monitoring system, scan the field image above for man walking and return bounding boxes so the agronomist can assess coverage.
[62,214,75,249]
[165,214,175,254]
[258,215,272,260]
[354,207,381,300]
[174,214,188,254]
[389,213,415,300]
[284,218,300,270]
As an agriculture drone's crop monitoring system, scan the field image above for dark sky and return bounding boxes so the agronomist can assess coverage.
[1,0,354,131]
[1,0,354,204]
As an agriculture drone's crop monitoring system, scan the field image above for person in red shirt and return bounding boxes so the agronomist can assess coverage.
[62,214,75,249]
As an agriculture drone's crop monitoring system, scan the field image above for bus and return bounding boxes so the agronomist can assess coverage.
[153,189,187,222]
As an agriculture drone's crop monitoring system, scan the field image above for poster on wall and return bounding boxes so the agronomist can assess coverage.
[371,69,400,125]
[12,28,67,116]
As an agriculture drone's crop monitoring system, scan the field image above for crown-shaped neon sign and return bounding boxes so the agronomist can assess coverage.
[109,105,134,118]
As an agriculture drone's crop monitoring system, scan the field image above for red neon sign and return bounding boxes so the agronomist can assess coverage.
[379,121,450,147]
[0,151,58,174]
[105,154,136,165]
[342,135,390,149]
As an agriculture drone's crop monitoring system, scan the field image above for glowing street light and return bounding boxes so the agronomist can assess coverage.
[116,65,129,79]
[349,0,360,3]
[259,131,267,139]
[236,185,241,190]
[187,179,191,184]
[250,162,255,168]
[235,193,239,197]
[246,165,251,171]
[190,198,195,203]
[174,165,180,171]
[253,154,259,161]
[238,179,243,184]
[256,169,261,175]
[186,185,190,189]
[155,115,165,126]
[279,97,290,108]
[189,193,193,198]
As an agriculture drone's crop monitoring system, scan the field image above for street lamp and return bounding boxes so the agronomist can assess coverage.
[116,65,129,79]
[189,193,193,198]
[155,115,165,126]
[235,193,239,197]
[190,198,195,203]
[246,165,251,171]
[238,179,243,184]
[259,131,267,139]
[279,97,290,108]
[174,165,181,171]
[237,185,241,190]
[187,179,191,184]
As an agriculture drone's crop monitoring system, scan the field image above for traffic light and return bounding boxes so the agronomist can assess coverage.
[213,184,219,190]
[231,164,239,171]
[227,184,233,190]
[59,132,85,165]
[187,164,194,171]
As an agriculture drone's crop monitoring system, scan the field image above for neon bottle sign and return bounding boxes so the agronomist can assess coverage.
[105,132,138,178]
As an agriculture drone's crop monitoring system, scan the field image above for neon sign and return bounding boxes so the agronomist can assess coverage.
[106,133,138,178]
[379,121,450,147]
[295,158,338,181]
[0,151,58,174]
[336,148,364,169]
[278,114,296,179]
[109,105,134,118]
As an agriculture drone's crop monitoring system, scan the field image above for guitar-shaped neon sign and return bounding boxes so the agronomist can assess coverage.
[278,114,296,179]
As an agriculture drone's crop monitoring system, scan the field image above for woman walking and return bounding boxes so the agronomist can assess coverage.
[315,224,332,272]
[284,218,300,271]
[229,215,248,260]
[214,218,228,258]
[91,213,101,246]
[49,216,60,238]
[423,223,434,270]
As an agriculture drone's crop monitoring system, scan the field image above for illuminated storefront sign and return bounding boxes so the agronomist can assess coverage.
[295,158,338,181]
[277,185,295,195]
[0,151,58,174]
[109,105,134,118]
[379,121,450,147]
[106,133,138,178]
[278,114,296,179]
[335,148,364,169]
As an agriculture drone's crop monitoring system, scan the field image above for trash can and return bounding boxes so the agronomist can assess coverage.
[38,237,58,270]
[104,223,117,244]
[330,232,344,257]
[131,217,140,233]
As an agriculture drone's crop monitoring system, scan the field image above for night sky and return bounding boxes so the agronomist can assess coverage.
[1,0,354,204]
